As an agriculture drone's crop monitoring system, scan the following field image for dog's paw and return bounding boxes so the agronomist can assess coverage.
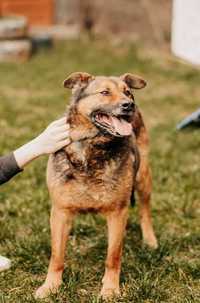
[35,282,60,299]
[100,286,120,300]
[144,235,158,249]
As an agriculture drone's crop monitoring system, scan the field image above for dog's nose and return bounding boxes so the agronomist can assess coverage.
[121,102,134,111]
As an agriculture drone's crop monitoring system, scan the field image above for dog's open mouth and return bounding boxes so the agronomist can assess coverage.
[92,112,132,137]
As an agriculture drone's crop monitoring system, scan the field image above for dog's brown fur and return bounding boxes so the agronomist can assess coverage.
[35,72,158,299]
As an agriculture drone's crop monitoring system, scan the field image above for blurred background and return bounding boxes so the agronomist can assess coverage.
[0,0,173,62]
[0,0,171,45]
[0,1,200,303]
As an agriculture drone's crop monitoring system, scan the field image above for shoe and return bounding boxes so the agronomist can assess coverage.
[0,255,11,272]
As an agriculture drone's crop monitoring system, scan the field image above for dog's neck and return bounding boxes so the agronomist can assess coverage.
[67,107,99,142]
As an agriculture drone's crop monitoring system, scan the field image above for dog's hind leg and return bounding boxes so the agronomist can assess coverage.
[35,207,74,299]
[101,207,128,299]
[136,158,158,249]
[132,110,158,249]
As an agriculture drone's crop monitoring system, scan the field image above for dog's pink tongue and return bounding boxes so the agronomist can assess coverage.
[111,116,132,136]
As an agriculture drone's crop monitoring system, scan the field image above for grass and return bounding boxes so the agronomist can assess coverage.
[0,39,200,303]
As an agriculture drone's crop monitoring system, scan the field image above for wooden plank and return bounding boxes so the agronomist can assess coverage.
[0,16,28,39]
[1,0,54,25]
[0,0,2,16]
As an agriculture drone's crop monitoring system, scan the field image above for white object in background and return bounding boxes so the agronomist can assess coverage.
[172,0,200,65]
[0,255,11,272]
[0,40,31,62]
[0,16,28,40]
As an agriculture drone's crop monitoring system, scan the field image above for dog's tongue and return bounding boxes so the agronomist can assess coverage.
[110,116,132,136]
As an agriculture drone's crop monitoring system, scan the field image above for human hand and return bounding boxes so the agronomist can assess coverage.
[14,117,71,168]
[34,117,71,155]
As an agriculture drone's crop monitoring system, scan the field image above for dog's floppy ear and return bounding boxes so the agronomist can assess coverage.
[63,72,94,89]
[120,73,147,89]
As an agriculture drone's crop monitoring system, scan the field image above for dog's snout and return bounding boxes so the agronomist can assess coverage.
[121,102,134,111]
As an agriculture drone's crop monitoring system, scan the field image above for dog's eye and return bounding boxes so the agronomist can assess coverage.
[124,90,132,97]
[124,90,134,100]
[100,90,110,96]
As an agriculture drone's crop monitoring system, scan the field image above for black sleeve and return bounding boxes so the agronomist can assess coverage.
[0,153,23,185]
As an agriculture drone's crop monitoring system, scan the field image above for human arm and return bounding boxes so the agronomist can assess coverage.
[0,153,22,185]
[14,117,70,168]
[0,117,70,185]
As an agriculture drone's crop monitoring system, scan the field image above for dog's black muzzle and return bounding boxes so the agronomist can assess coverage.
[120,101,135,112]
[113,100,135,119]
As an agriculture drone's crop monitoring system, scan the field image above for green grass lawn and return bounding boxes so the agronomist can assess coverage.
[0,40,200,303]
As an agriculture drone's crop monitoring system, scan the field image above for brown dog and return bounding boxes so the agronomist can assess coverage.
[35,72,158,299]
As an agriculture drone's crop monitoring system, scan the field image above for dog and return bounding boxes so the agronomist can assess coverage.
[35,72,158,299]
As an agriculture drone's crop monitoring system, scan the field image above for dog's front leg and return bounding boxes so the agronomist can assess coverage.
[101,207,128,299]
[35,207,74,299]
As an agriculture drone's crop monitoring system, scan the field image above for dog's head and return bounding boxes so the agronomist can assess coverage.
[64,72,146,138]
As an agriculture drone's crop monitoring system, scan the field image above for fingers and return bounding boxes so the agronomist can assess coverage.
[56,138,71,150]
[56,124,70,133]
[57,130,70,140]
[40,118,71,154]
[47,120,70,138]
[54,117,68,127]
[51,124,70,141]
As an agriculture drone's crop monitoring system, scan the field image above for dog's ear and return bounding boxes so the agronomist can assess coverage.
[120,73,147,89]
[63,72,94,89]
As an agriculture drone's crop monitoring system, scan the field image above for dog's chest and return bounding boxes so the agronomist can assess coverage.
[65,140,124,173]
[48,140,133,211]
